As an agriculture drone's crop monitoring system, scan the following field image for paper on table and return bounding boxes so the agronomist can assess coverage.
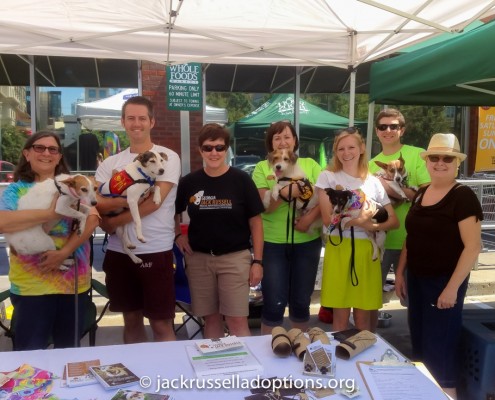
[357,362,448,400]
[186,345,263,380]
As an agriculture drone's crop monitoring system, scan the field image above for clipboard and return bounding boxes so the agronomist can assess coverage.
[356,361,449,400]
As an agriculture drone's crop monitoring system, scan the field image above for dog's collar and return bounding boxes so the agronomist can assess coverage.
[137,167,156,186]
[278,176,305,183]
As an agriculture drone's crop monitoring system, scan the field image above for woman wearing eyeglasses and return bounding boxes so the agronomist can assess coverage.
[175,124,264,338]
[0,131,99,350]
[395,133,483,399]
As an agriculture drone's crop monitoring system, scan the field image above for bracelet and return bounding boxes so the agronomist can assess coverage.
[174,233,182,242]
[251,259,263,267]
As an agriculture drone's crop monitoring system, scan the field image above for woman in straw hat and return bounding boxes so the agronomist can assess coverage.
[395,133,483,399]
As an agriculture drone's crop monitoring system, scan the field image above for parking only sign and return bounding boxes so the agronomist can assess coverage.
[166,63,202,111]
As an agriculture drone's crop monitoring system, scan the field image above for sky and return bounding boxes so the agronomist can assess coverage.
[60,87,85,115]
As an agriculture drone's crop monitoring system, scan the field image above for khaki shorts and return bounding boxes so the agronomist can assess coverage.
[184,249,251,317]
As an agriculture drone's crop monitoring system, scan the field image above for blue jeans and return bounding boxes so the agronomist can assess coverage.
[10,292,87,351]
[380,249,401,287]
[261,239,322,326]
[407,271,469,388]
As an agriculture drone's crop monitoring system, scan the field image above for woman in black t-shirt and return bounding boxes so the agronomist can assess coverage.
[395,133,483,399]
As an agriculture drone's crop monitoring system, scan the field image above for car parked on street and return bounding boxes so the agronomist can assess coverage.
[0,161,15,183]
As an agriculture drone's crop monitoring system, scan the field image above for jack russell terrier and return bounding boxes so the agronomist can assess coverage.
[374,154,417,206]
[98,150,167,264]
[6,174,98,269]
[325,186,388,261]
[263,149,320,234]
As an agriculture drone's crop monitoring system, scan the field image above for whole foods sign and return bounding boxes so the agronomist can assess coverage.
[167,63,202,111]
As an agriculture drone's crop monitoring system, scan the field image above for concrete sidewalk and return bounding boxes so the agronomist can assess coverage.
[1,252,494,355]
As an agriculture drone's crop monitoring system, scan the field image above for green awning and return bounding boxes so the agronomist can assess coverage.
[370,21,495,106]
[231,94,364,141]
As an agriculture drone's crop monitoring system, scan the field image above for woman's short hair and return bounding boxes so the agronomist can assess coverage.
[197,123,231,148]
[265,121,299,153]
[14,131,70,182]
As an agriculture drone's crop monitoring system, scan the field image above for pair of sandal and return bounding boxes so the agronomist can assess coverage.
[271,326,330,359]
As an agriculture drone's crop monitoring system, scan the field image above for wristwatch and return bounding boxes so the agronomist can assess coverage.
[251,259,263,267]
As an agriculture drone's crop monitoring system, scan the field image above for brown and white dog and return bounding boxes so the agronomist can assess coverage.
[263,149,318,210]
[98,150,167,263]
[263,149,320,233]
[374,154,417,206]
[5,174,98,269]
[325,187,388,261]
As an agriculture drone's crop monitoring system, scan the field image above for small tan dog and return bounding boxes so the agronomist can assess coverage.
[374,154,416,206]
[263,149,317,210]
[6,174,98,269]
[98,150,167,263]
[263,149,320,234]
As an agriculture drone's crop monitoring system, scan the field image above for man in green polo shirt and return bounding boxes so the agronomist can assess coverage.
[369,108,430,292]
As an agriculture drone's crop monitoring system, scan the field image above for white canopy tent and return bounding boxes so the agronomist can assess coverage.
[76,89,228,131]
[2,0,495,161]
[1,1,494,68]
[1,0,494,127]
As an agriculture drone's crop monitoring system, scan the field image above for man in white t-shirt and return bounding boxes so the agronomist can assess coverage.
[96,96,181,343]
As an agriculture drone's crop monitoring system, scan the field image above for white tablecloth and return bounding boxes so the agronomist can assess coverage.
[0,334,421,399]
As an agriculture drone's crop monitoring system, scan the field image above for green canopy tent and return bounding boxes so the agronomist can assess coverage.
[230,94,365,160]
[369,21,495,106]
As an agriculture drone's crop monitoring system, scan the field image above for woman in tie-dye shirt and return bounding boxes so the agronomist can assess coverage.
[0,131,99,350]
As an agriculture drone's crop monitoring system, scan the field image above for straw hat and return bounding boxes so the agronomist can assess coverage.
[420,133,467,161]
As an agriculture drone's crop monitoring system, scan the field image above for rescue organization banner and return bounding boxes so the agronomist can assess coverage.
[475,107,495,172]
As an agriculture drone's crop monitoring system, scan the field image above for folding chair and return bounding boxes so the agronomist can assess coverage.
[173,244,204,339]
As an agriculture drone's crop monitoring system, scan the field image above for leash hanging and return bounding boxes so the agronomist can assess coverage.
[284,184,297,256]
[349,226,358,287]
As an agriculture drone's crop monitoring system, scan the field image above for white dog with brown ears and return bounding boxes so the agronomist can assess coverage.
[263,149,320,234]
[5,174,98,266]
[98,150,167,263]
[374,153,417,206]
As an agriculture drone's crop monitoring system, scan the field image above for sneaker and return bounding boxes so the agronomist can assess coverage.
[318,306,333,324]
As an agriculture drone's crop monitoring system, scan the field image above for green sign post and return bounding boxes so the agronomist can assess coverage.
[166,63,202,111]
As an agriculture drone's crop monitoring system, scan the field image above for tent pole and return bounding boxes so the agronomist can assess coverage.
[366,101,375,159]
[294,67,302,152]
[349,69,356,126]
[462,106,470,177]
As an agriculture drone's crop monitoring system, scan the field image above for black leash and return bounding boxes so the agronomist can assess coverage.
[349,226,358,286]
[328,222,358,286]
[284,184,297,256]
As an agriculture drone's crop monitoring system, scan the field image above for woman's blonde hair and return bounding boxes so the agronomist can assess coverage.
[327,127,369,180]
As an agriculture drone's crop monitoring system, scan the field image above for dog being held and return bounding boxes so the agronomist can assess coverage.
[5,174,98,269]
[98,150,167,264]
[263,149,320,233]
[263,149,318,210]
[374,154,417,206]
[325,186,388,261]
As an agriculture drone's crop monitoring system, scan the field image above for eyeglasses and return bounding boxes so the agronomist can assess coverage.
[376,124,401,131]
[427,155,456,163]
[201,144,227,152]
[31,144,61,155]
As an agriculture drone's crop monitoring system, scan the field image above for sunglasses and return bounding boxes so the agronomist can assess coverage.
[376,124,401,131]
[427,155,456,163]
[271,119,292,125]
[201,144,227,152]
[31,144,61,155]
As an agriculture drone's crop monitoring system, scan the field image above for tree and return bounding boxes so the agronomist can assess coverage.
[0,126,29,163]
[206,93,254,123]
